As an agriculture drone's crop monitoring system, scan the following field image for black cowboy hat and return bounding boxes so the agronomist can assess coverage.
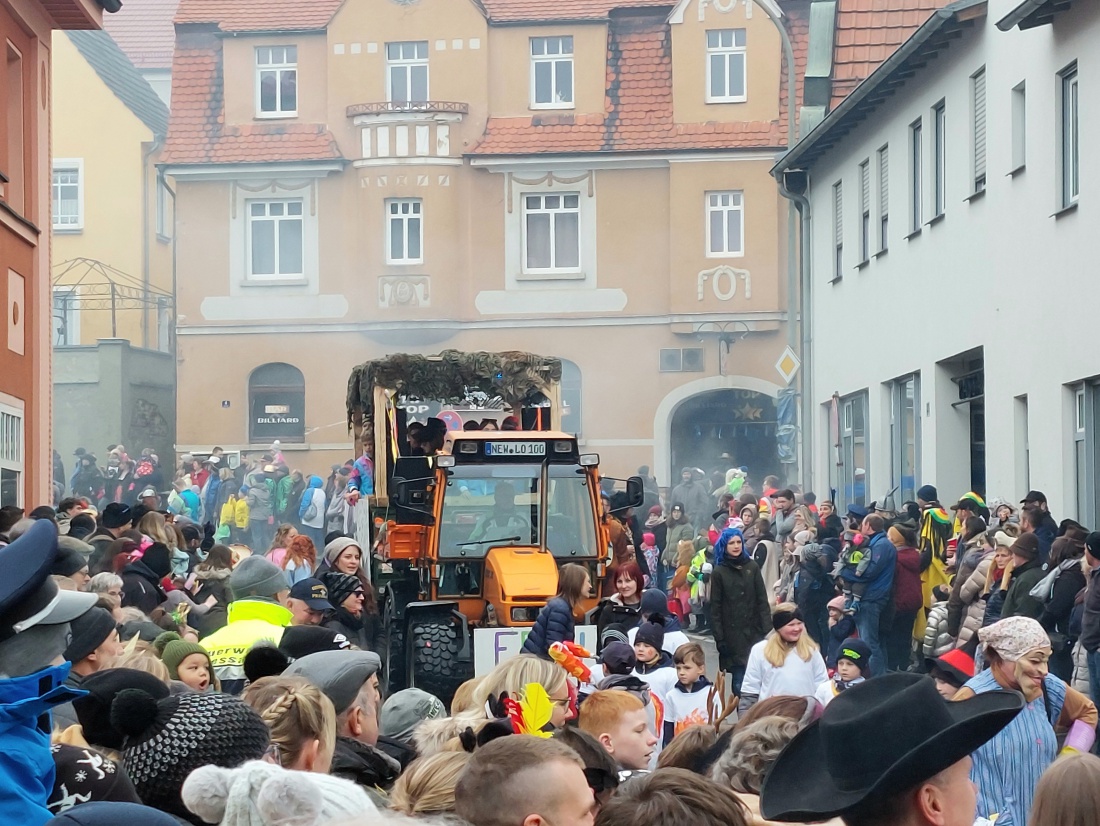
[759,672,1022,822]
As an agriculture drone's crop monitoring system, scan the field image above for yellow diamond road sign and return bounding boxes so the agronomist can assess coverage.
[775,346,801,385]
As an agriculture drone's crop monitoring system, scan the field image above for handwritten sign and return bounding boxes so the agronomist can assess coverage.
[473,625,598,677]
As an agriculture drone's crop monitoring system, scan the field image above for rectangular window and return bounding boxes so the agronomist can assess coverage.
[859,160,870,263]
[832,181,843,279]
[51,287,79,346]
[247,199,304,279]
[910,119,923,232]
[1072,383,1099,524]
[933,101,946,217]
[256,46,297,117]
[878,145,889,252]
[0,402,23,508]
[530,36,573,109]
[971,68,986,193]
[1060,64,1079,207]
[706,29,747,103]
[705,191,744,257]
[51,160,83,231]
[890,374,921,505]
[387,41,429,105]
[386,198,423,265]
[523,192,580,273]
[1011,81,1026,172]
[840,391,869,509]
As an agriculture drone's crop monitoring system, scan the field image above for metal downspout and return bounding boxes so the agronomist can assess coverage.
[777,176,812,489]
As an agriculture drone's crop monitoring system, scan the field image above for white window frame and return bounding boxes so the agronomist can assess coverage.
[858,160,870,263]
[1072,382,1099,525]
[971,67,987,193]
[246,198,305,281]
[255,46,298,118]
[705,191,744,258]
[386,198,424,265]
[877,145,889,253]
[51,286,80,347]
[0,397,24,508]
[910,119,923,233]
[521,191,581,275]
[1060,63,1079,208]
[889,374,921,506]
[839,391,869,510]
[387,41,429,105]
[530,36,574,110]
[932,101,946,217]
[705,29,747,104]
[51,158,83,232]
[832,180,843,280]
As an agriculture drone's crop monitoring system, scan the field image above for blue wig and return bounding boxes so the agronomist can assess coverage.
[714,527,747,567]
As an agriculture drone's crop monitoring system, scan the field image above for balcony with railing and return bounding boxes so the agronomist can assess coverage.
[346,101,469,165]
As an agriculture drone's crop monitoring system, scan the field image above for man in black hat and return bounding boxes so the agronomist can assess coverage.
[0,519,99,823]
[1020,491,1057,561]
[760,672,1022,826]
[286,578,331,626]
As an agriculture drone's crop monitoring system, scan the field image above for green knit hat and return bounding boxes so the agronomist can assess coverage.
[154,631,210,679]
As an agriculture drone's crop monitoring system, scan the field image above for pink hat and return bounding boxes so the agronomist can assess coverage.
[828,595,846,613]
[642,532,656,545]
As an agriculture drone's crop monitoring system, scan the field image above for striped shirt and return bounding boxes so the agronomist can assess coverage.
[966,669,1063,826]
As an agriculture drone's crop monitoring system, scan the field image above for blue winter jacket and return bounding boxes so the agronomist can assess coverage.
[522,596,575,658]
[299,475,324,520]
[840,530,896,604]
[204,475,222,525]
[0,662,87,825]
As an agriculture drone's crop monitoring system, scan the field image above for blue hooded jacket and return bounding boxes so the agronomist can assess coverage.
[299,475,324,520]
[204,474,222,524]
[0,661,86,825]
[714,527,748,568]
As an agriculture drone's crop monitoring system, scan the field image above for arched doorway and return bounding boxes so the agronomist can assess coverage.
[249,362,305,443]
[670,389,780,489]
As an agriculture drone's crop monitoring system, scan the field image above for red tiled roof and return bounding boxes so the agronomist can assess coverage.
[831,0,951,108]
[478,0,672,22]
[161,31,343,165]
[471,7,808,156]
[174,0,345,32]
[104,0,180,70]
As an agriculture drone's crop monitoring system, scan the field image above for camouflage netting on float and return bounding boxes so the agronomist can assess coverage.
[346,350,563,427]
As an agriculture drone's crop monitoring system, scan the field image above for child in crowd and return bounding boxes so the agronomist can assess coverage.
[639,533,661,588]
[155,631,218,693]
[814,637,871,706]
[631,617,676,764]
[824,595,857,671]
[627,590,691,655]
[232,487,250,545]
[926,648,975,699]
[577,689,658,772]
[832,529,872,610]
[662,643,719,746]
[686,542,713,631]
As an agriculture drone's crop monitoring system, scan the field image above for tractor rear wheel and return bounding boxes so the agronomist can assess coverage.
[381,593,406,695]
[408,610,470,708]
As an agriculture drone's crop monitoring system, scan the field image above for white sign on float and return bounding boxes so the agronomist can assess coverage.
[473,625,598,676]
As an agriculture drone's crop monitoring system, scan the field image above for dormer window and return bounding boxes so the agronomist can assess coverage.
[256,46,298,117]
[530,36,574,109]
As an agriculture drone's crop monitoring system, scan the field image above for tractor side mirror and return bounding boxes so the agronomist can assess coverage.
[392,477,428,509]
[625,476,645,509]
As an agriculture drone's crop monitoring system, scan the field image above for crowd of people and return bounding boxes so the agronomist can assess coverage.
[1,450,1099,826]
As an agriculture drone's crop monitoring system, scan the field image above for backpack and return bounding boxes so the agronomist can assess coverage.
[302,494,319,523]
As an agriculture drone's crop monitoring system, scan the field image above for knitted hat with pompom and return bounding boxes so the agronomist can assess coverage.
[110,688,269,820]
[182,759,377,826]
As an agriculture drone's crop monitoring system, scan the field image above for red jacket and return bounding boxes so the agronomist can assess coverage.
[893,546,924,614]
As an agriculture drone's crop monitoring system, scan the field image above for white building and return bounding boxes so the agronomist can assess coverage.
[774,0,1095,522]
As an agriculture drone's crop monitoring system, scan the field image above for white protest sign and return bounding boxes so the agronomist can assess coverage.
[473,625,597,677]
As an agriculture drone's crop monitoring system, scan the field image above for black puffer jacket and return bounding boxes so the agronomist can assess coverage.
[330,736,401,796]
[120,560,167,614]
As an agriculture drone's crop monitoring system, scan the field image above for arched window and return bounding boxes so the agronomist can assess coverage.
[249,363,305,443]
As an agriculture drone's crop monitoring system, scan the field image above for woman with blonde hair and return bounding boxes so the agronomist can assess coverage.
[389,751,471,817]
[265,523,298,567]
[472,654,572,728]
[242,675,336,774]
[137,511,174,547]
[738,604,827,715]
[1029,752,1100,826]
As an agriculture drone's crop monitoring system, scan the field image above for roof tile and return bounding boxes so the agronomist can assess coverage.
[174,0,344,32]
[103,0,180,70]
[472,6,809,156]
[831,0,952,108]
[478,0,672,22]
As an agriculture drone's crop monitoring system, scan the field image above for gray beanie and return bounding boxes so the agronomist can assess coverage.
[380,688,446,743]
[230,556,289,599]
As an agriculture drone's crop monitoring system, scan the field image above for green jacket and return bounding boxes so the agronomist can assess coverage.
[1001,559,1045,620]
[274,475,294,518]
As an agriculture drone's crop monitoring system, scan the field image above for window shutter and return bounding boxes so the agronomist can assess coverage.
[834,182,843,243]
[880,148,889,212]
[973,70,987,180]
[860,162,870,212]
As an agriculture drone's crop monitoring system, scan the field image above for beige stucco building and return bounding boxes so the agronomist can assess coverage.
[166,0,809,486]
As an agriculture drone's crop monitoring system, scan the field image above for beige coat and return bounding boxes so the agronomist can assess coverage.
[955,553,994,650]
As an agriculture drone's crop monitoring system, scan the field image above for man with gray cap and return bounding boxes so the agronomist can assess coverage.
[286,649,402,789]
[381,688,446,746]
[200,554,291,694]
[0,519,99,823]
